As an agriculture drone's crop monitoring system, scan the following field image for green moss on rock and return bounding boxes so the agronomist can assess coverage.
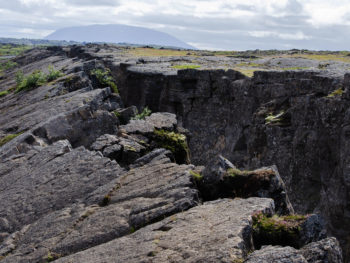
[0,90,9,97]
[252,211,307,248]
[190,170,203,181]
[0,133,22,147]
[153,129,190,164]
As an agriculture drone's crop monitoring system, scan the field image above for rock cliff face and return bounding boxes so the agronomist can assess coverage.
[0,45,346,262]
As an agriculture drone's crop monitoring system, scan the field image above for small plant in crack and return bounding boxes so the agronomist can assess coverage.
[91,68,119,94]
[132,107,152,120]
[265,111,285,125]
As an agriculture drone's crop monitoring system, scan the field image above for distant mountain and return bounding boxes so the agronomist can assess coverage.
[45,24,195,50]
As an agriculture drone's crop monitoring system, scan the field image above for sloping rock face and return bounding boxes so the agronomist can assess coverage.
[0,45,346,262]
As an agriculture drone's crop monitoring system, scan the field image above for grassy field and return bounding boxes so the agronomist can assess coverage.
[0,44,31,57]
[127,47,191,57]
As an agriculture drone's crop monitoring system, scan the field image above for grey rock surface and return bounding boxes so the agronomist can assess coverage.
[246,237,343,263]
[56,198,274,263]
[246,245,308,263]
[301,237,344,263]
[1,144,199,262]
[119,112,177,135]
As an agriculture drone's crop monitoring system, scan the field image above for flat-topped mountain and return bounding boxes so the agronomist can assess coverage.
[45,24,195,49]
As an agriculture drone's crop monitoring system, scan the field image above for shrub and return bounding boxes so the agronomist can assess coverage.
[15,70,46,93]
[91,68,119,93]
[46,65,63,82]
[132,107,152,120]
[0,61,17,71]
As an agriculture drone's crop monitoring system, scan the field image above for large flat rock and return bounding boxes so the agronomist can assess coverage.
[56,198,274,263]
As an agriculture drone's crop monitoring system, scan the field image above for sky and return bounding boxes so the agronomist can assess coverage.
[1,0,350,50]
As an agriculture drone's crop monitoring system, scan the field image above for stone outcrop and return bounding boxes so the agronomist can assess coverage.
[0,45,346,262]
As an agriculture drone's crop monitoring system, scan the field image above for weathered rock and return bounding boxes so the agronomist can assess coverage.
[301,237,343,263]
[246,237,343,263]
[130,148,174,168]
[246,246,308,263]
[0,140,124,234]
[115,105,138,124]
[201,157,293,214]
[0,149,199,262]
[55,198,275,263]
[120,112,177,135]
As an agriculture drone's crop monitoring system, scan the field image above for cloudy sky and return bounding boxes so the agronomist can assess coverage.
[1,0,350,50]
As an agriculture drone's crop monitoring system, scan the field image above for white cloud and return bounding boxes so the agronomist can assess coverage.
[248,30,311,40]
[0,0,349,50]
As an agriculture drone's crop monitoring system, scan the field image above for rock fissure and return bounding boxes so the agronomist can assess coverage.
[0,45,346,262]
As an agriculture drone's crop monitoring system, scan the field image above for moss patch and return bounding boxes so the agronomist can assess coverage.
[190,170,203,181]
[0,133,22,147]
[153,129,190,164]
[0,90,9,97]
[252,211,307,248]
[327,88,344,98]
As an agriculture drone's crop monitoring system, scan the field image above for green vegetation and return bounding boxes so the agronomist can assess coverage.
[153,129,190,164]
[252,211,307,248]
[227,168,251,177]
[46,65,63,82]
[91,68,119,93]
[0,90,9,97]
[327,88,344,98]
[15,70,46,93]
[0,61,17,71]
[128,47,189,57]
[45,252,61,262]
[113,110,121,118]
[265,111,285,125]
[132,107,152,120]
[235,62,261,67]
[190,170,203,181]
[0,133,23,147]
[130,226,136,233]
[15,66,62,93]
[0,44,31,57]
[172,64,201,70]
[281,67,310,71]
